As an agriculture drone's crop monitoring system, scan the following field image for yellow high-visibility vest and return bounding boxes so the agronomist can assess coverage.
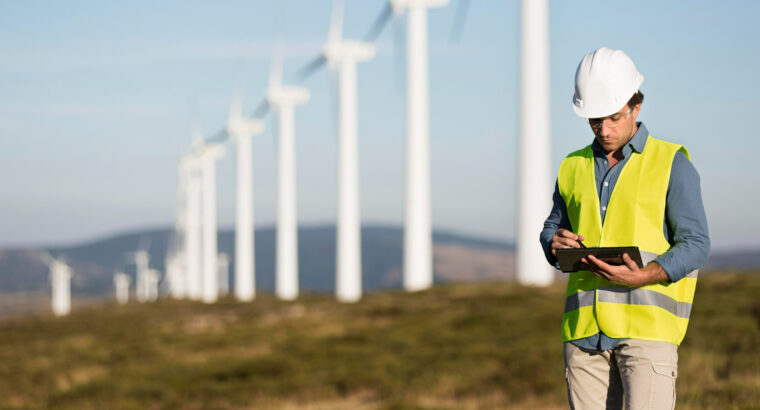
[557,136,698,346]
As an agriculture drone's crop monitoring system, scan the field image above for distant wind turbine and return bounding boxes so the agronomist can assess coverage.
[131,239,152,303]
[43,254,73,317]
[146,268,160,302]
[113,272,130,305]
[255,53,310,301]
[299,0,375,303]
[197,142,226,303]
[365,0,450,292]
[182,146,204,300]
[217,253,230,297]
[226,92,266,302]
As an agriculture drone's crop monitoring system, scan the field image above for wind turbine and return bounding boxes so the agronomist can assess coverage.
[182,148,203,300]
[365,0,450,292]
[516,0,553,286]
[43,254,73,317]
[146,268,160,302]
[226,93,265,302]
[255,53,310,301]
[113,272,131,305]
[217,253,230,297]
[196,141,226,303]
[164,253,185,299]
[300,0,375,303]
[131,240,151,303]
[166,156,191,300]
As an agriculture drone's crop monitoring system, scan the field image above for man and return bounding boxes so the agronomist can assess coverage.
[540,47,710,410]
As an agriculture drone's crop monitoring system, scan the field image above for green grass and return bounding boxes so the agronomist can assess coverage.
[0,272,758,409]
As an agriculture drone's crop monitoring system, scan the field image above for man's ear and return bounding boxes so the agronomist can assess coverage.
[631,103,642,120]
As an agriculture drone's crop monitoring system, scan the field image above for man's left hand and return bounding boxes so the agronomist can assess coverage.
[582,253,669,287]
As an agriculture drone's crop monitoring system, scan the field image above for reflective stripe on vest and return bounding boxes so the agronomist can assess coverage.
[557,136,698,346]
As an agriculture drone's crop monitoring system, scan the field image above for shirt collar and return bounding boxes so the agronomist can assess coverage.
[591,121,649,155]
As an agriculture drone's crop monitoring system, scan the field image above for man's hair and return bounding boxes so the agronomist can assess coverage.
[627,91,644,108]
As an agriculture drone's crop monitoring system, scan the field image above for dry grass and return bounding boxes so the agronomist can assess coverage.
[0,272,757,409]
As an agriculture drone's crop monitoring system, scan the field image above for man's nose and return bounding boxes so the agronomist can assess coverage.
[599,122,613,137]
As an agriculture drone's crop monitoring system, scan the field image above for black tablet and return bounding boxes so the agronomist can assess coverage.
[555,246,643,273]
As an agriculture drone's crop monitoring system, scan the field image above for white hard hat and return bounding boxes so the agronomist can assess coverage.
[572,47,644,118]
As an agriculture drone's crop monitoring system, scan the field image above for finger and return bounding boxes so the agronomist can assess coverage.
[552,236,580,250]
[621,253,638,270]
[561,238,582,248]
[580,257,595,273]
[587,255,612,273]
[559,229,580,241]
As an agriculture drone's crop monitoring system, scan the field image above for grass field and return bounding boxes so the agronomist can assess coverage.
[0,272,758,409]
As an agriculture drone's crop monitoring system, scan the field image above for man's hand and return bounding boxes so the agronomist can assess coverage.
[582,253,669,287]
[551,228,586,256]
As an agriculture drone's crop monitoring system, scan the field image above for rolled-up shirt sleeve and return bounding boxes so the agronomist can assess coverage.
[654,152,711,282]
[540,180,573,269]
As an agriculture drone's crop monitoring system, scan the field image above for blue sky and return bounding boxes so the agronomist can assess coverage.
[1,0,758,251]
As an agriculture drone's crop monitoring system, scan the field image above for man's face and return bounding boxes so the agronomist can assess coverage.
[589,104,641,153]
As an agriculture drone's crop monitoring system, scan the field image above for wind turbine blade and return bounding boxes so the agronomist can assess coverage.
[271,114,278,155]
[191,123,204,148]
[229,89,244,122]
[328,0,345,43]
[364,2,393,42]
[448,0,472,44]
[297,55,328,80]
[270,46,283,88]
[394,16,406,92]
[251,99,271,118]
[206,128,229,144]
[327,69,339,139]
[39,251,54,265]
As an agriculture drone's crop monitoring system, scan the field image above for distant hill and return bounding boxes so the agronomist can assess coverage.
[0,225,515,299]
[703,250,760,270]
[2,225,755,305]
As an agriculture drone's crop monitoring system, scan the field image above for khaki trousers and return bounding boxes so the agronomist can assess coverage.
[564,339,678,410]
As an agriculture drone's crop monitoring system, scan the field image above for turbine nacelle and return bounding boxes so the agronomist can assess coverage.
[267,86,310,107]
[195,142,225,160]
[323,40,376,66]
[132,250,149,267]
[226,117,265,139]
[48,259,72,280]
[390,0,450,13]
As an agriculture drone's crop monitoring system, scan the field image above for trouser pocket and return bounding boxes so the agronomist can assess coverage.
[650,362,677,410]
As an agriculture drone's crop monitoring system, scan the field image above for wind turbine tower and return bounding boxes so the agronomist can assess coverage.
[165,254,185,299]
[133,250,150,303]
[146,269,160,302]
[197,142,226,303]
[226,96,265,302]
[217,253,230,297]
[49,258,73,317]
[368,0,449,291]
[517,0,553,286]
[265,58,310,301]
[183,152,203,300]
[302,0,375,302]
[113,272,131,305]
[166,156,192,300]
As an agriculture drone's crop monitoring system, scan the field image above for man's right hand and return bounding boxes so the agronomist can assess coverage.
[551,228,586,256]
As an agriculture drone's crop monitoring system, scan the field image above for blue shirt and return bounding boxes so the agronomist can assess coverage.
[539,122,710,350]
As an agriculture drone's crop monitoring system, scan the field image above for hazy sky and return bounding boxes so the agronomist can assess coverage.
[2,0,759,251]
